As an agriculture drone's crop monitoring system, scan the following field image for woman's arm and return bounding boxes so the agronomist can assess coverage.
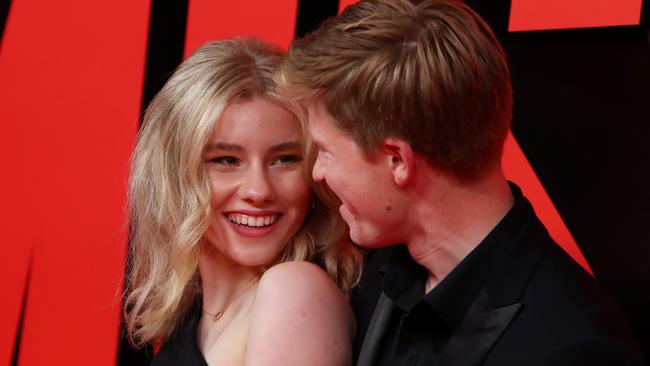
[245,261,355,366]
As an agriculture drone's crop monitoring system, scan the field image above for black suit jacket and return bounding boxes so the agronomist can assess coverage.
[351,193,646,366]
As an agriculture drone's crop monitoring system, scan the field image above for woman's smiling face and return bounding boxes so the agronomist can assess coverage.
[202,96,311,267]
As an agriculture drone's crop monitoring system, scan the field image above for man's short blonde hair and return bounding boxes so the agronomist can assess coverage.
[279,0,512,179]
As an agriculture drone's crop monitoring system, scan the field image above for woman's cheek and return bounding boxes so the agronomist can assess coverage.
[209,172,241,206]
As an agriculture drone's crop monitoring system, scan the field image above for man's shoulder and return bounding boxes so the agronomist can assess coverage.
[487,201,622,321]
[488,235,644,364]
[520,238,625,320]
[465,199,644,364]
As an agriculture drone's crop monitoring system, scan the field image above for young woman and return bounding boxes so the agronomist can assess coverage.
[123,38,361,365]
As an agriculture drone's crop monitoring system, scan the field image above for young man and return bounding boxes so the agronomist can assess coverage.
[278,0,646,365]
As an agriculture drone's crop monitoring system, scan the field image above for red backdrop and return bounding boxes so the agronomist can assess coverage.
[0,0,643,364]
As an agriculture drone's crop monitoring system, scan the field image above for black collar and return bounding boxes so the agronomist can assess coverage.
[378,183,529,331]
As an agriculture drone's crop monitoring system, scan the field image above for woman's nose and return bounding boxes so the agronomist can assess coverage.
[239,165,276,205]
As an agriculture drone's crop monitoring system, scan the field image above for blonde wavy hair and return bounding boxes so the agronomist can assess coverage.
[124,37,361,348]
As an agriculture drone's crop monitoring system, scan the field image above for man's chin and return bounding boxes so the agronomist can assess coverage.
[349,230,391,249]
[338,203,354,224]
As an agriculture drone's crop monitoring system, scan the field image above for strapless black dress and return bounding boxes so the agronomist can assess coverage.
[150,305,208,366]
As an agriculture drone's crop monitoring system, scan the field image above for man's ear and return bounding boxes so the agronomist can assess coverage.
[380,137,414,187]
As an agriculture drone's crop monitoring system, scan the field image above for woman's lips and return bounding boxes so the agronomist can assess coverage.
[225,212,279,227]
[222,212,281,238]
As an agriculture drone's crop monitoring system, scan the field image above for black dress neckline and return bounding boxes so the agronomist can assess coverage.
[149,302,209,366]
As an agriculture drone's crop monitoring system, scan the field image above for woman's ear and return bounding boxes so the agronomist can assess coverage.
[380,137,414,187]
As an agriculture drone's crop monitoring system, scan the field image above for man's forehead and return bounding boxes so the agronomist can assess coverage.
[306,99,329,121]
[305,101,332,133]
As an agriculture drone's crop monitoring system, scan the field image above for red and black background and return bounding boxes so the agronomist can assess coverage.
[1,0,648,365]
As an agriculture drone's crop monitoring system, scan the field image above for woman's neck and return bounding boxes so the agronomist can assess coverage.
[196,241,260,364]
[198,241,261,313]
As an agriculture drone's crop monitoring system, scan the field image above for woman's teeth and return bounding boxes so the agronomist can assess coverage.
[227,214,278,228]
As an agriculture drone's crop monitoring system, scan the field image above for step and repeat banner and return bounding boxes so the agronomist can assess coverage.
[1,0,647,364]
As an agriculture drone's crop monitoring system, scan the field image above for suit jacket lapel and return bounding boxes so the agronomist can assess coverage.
[437,287,521,366]
[437,197,550,366]
[354,189,551,366]
[357,292,397,366]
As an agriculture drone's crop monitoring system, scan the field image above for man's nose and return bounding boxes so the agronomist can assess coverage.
[312,152,326,183]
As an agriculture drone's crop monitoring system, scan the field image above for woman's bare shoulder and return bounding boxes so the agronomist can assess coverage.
[259,261,344,298]
[245,261,354,366]
[254,261,353,326]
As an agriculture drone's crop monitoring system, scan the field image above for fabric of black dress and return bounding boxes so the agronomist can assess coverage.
[150,302,209,366]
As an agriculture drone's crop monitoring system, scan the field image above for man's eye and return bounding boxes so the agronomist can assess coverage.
[272,154,303,166]
[211,156,240,166]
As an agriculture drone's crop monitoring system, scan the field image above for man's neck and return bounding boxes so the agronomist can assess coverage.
[405,168,514,293]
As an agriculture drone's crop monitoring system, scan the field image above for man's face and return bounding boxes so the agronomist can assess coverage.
[307,101,404,248]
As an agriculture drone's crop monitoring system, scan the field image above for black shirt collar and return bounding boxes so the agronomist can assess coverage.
[379,183,528,330]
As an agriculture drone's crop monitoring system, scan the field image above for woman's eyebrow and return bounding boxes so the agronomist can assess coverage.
[204,141,302,153]
[205,142,243,152]
[269,141,302,153]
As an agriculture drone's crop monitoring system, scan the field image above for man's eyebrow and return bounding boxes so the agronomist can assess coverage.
[204,142,243,152]
[269,141,302,153]
[310,136,324,150]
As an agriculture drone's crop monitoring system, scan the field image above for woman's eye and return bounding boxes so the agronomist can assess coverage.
[271,154,303,166]
[211,156,240,166]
